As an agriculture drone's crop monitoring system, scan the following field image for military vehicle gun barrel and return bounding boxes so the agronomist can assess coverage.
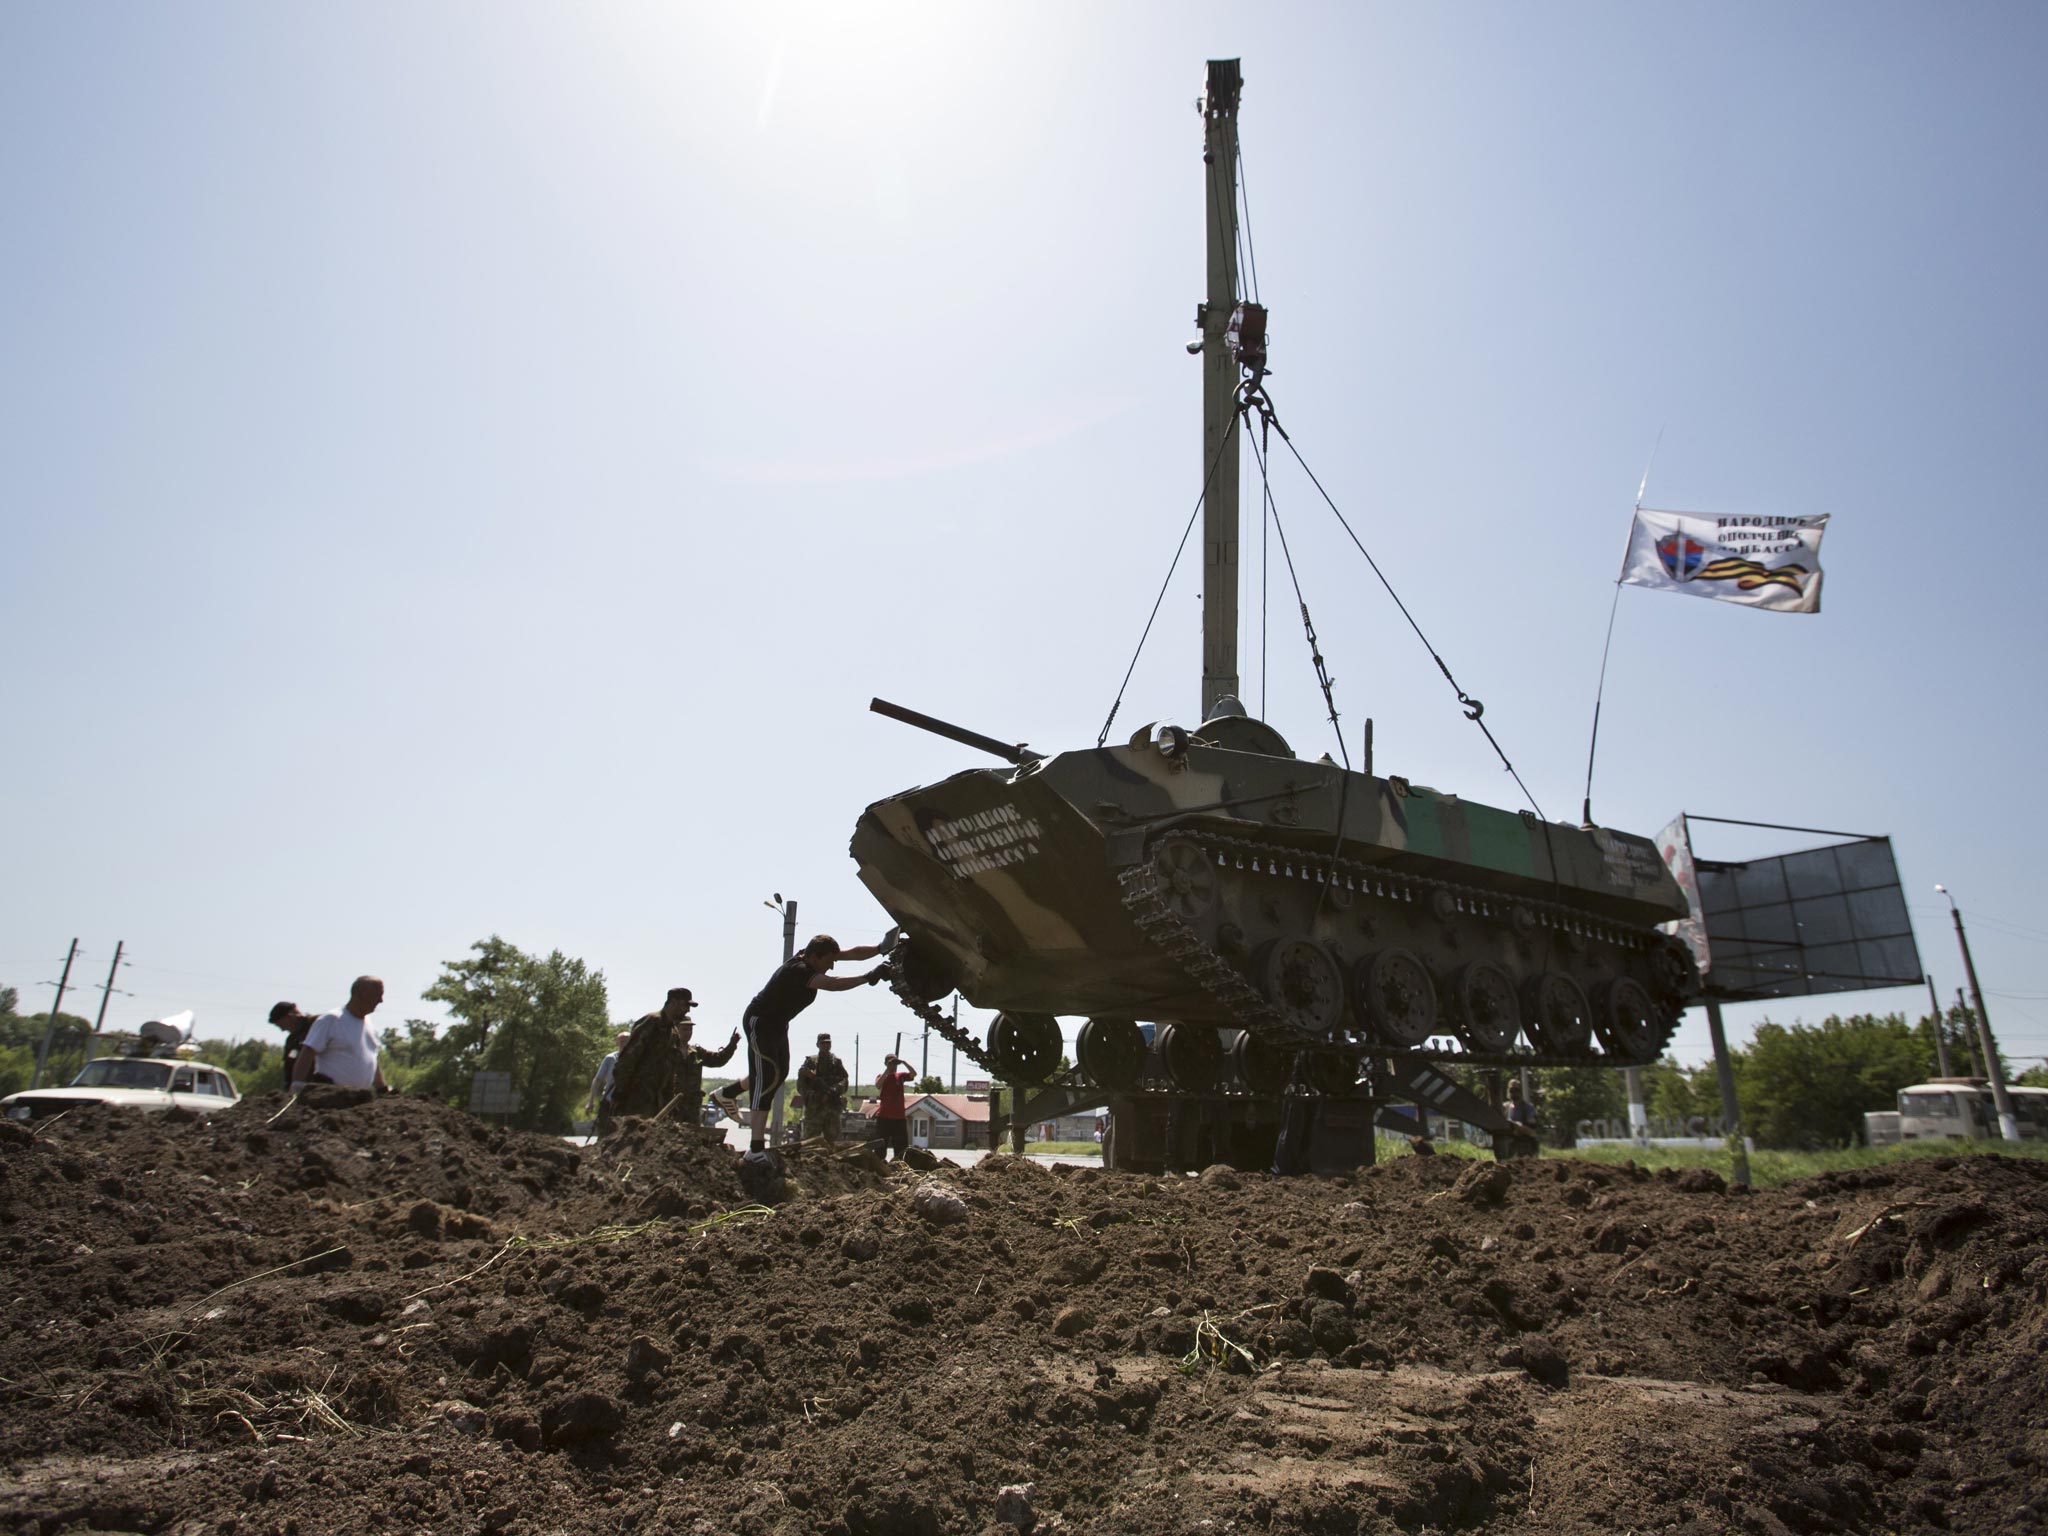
[869,697,1042,767]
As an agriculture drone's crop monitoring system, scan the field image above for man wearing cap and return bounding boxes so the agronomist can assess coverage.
[796,1031,852,1147]
[722,931,897,1154]
[609,988,739,1127]
[268,1001,314,1085]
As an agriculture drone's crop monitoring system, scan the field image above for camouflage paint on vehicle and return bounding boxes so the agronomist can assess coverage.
[853,711,1696,1068]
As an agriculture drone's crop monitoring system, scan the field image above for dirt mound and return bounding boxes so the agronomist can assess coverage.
[3,1100,2045,1534]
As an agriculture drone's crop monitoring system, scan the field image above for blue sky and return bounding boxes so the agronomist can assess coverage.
[5,3,2045,1084]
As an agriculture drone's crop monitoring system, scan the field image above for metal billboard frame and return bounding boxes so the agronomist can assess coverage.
[1683,818,1923,1003]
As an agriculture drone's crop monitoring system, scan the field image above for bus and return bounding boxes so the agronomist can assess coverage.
[1876,1078,2048,1143]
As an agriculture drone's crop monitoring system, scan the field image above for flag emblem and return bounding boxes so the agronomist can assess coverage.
[1656,533,1705,580]
[1694,556,1810,592]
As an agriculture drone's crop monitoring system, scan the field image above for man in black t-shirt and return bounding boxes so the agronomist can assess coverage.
[722,931,896,1152]
[268,1001,313,1084]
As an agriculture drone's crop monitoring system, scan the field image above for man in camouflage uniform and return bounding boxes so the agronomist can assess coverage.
[607,988,739,1128]
[796,1031,851,1147]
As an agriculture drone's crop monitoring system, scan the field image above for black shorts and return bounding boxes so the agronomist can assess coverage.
[879,1118,909,1157]
[742,1017,790,1109]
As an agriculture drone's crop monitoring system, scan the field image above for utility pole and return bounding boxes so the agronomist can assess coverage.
[1702,997,1751,1189]
[85,940,127,1065]
[30,939,81,1091]
[1924,974,1952,1079]
[1956,988,1984,1078]
[949,995,959,1090]
[1197,57,1243,717]
[1936,885,2018,1140]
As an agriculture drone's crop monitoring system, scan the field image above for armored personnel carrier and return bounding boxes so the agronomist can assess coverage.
[850,62,1697,1166]
[853,701,1693,1092]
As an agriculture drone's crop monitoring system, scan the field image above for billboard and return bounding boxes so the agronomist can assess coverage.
[1693,835,1922,1002]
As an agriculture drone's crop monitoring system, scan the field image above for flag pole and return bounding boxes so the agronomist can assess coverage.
[1579,582,1625,828]
[1579,431,1664,828]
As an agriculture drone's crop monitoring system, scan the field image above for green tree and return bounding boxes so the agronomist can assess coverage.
[377,1018,443,1073]
[413,936,612,1133]
[0,1006,94,1097]
[1639,1058,1722,1125]
[1735,1012,1935,1149]
[916,1074,944,1095]
[1531,1065,1627,1147]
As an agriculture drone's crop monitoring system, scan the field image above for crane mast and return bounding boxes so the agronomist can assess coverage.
[1198,58,1244,718]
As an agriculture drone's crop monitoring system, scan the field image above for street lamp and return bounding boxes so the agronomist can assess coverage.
[763,894,796,963]
[1935,885,2019,1140]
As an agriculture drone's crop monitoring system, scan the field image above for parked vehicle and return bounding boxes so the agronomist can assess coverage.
[3,1054,240,1123]
[1888,1078,2048,1142]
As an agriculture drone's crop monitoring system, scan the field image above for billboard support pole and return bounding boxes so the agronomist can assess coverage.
[1702,997,1750,1189]
[1624,1067,1648,1140]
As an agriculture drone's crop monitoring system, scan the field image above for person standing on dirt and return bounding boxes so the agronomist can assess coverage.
[873,1053,917,1162]
[1504,1078,1540,1153]
[585,1030,630,1132]
[720,932,896,1154]
[267,1001,314,1083]
[609,989,738,1126]
[292,976,392,1093]
[1269,1052,1319,1177]
[672,1003,740,1121]
[796,1032,851,1147]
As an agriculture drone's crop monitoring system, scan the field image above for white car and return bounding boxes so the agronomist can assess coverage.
[2,1056,242,1123]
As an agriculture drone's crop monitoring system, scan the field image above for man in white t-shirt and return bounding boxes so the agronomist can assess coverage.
[292,975,391,1093]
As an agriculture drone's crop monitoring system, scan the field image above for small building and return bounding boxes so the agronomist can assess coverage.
[1033,1110,1106,1144]
[865,1092,993,1150]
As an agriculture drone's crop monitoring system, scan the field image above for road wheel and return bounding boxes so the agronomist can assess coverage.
[1076,1017,1146,1092]
[1230,1030,1291,1096]
[1157,1021,1223,1093]
[1354,947,1438,1047]
[1257,937,1346,1035]
[1448,962,1520,1054]
[1524,972,1592,1053]
[989,1012,1061,1082]
[1595,978,1662,1063]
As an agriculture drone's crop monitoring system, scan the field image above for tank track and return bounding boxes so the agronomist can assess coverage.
[1115,826,1689,1073]
[884,975,1001,1078]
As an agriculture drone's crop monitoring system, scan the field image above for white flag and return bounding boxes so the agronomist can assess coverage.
[1620,508,1827,614]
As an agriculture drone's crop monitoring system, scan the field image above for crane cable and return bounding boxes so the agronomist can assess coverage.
[1248,389,1548,823]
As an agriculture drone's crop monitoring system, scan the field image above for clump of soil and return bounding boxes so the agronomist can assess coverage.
[3,1097,2044,1535]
